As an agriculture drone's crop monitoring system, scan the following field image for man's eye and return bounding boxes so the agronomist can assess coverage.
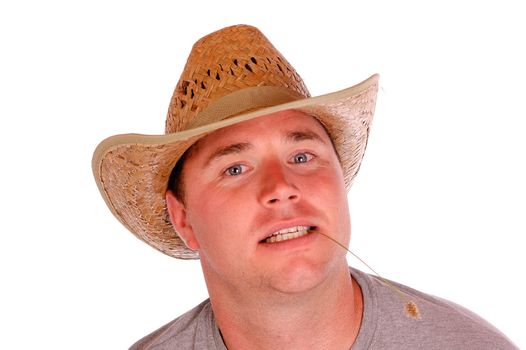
[293,152,314,163]
[224,164,247,176]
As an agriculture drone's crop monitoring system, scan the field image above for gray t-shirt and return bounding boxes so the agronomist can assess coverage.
[130,268,517,349]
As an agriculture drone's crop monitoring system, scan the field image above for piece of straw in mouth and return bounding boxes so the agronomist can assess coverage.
[310,229,420,320]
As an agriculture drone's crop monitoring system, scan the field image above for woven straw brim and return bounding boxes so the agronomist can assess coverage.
[92,74,379,259]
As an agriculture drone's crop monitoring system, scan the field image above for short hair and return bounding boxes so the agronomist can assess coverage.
[167,146,194,206]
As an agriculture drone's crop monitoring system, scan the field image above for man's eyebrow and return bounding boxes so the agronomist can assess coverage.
[204,142,253,168]
[285,130,328,144]
[203,130,327,168]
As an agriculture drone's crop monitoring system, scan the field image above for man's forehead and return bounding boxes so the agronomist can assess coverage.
[203,110,327,145]
[182,109,333,165]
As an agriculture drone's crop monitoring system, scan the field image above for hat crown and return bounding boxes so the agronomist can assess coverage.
[165,25,310,133]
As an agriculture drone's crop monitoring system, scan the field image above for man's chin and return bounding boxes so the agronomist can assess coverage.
[263,257,337,296]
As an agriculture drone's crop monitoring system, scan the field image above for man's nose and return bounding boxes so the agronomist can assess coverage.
[258,163,301,207]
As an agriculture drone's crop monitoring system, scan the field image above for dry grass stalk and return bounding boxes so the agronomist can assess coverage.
[312,230,420,320]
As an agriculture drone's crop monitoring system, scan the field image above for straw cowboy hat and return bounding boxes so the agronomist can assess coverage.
[92,24,379,259]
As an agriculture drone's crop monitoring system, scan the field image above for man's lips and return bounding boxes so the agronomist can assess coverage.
[259,225,317,243]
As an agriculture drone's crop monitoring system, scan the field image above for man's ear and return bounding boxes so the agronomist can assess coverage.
[165,190,200,251]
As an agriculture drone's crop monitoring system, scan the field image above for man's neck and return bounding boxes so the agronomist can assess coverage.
[208,264,363,350]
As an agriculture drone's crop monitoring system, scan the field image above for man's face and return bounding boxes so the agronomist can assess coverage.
[167,110,351,296]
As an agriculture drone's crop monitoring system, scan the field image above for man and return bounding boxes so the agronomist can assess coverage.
[93,25,517,349]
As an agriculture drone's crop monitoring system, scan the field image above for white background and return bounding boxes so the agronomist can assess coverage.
[1,0,524,348]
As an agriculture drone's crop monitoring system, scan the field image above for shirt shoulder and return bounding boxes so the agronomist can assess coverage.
[351,268,518,350]
[129,299,224,350]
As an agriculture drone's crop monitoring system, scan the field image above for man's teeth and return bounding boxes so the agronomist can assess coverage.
[264,226,312,243]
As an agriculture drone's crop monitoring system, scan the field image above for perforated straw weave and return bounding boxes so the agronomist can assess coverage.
[92,25,379,259]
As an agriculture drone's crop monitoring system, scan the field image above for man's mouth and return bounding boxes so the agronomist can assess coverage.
[261,226,316,243]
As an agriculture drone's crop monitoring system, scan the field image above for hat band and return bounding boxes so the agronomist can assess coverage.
[188,86,306,129]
